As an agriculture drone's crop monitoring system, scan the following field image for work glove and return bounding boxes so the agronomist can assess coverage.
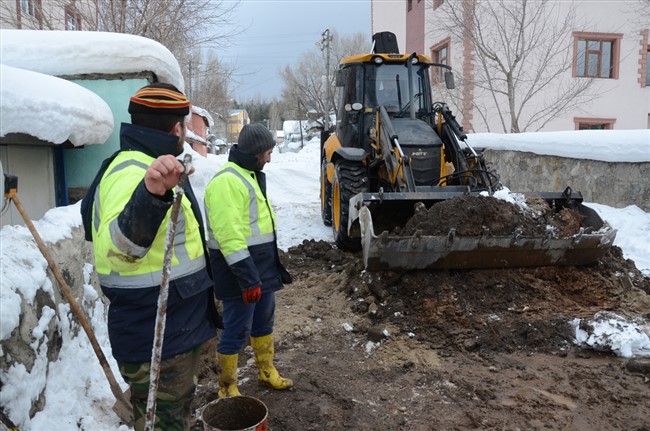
[242,286,262,304]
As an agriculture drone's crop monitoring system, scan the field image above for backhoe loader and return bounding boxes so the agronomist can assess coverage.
[320,32,616,270]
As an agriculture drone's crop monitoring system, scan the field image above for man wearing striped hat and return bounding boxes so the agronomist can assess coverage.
[85,83,218,430]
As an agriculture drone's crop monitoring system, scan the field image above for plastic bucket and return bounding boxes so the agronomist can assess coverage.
[200,396,270,431]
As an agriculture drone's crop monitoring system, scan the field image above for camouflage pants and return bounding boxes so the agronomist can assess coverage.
[119,345,202,431]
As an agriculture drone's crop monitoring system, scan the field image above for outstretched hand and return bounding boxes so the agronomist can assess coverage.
[144,155,194,197]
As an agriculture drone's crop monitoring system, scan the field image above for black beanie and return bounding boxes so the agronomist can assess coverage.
[238,123,275,155]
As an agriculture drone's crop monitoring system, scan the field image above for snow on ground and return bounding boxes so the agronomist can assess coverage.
[178,136,331,251]
[0,135,649,430]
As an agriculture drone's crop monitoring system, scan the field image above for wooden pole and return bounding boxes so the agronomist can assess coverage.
[144,154,192,431]
[9,192,133,425]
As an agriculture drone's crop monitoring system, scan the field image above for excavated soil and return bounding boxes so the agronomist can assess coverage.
[399,195,583,237]
[190,197,650,431]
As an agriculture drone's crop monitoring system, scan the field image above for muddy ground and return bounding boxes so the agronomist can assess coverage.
[191,197,650,431]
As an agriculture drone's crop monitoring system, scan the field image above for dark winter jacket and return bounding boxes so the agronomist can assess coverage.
[204,146,291,300]
[93,123,217,363]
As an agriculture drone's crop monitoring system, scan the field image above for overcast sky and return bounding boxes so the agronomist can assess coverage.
[219,0,371,101]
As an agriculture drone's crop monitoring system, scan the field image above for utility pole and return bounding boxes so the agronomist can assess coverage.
[188,56,193,100]
[297,99,305,148]
[318,28,333,131]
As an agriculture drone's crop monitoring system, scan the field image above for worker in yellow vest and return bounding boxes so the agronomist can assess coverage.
[84,83,218,430]
[204,123,293,398]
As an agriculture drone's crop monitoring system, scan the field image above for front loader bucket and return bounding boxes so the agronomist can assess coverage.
[358,201,617,271]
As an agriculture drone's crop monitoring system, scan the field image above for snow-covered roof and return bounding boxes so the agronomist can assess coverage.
[185,128,206,144]
[192,105,214,127]
[0,29,184,91]
[283,120,304,134]
[470,130,650,163]
[0,64,113,146]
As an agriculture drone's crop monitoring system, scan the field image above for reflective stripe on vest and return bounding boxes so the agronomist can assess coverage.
[98,256,205,288]
[206,166,275,265]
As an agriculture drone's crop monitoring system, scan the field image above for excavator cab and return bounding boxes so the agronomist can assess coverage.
[320,32,616,270]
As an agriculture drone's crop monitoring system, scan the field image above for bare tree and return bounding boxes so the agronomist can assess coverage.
[280,31,371,123]
[624,0,650,31]
[280,50,329,119]
[1,1,239,104]
[188,49,234,136]
[1,1,238,49]
[90,1,238,53]
[268,100,283,131]
[433,0,597,133]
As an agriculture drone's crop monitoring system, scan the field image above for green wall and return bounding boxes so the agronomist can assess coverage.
[63,78,151,188]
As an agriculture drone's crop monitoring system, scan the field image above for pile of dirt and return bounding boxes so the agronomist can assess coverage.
[191,237,650,430]
[283,240,649,354]
[398,195,583,238]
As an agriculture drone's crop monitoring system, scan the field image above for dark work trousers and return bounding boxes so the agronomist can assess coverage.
[217,291,276,355]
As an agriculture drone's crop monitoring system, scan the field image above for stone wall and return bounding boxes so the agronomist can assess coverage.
[483,149,650,211]
[0,225,101,421]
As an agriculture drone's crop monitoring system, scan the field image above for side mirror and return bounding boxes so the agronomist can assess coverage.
[444,71,455,90]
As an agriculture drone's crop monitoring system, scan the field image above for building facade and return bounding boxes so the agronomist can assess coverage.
[227,109,250,143]
[372,0,650,132]
[0,0,95,30]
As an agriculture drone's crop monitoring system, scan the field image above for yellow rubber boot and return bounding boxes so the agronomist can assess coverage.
[250,334,293,390]
[216,352,241,398]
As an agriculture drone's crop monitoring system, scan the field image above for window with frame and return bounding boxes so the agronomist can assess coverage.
[574,32,622,79]
[433,0,444,9]
[575,117,615,130]
[65,5,82,30]
[430,39,450,83]
[17,0,42,29]
[20,0,36,16]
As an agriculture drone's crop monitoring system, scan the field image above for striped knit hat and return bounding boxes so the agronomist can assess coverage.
[128,83,190,116]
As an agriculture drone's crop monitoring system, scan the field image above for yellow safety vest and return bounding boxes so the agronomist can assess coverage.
[92,151,205,288]
[204,161,276,265]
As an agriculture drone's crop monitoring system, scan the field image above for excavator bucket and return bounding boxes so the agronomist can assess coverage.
[354,191,617,271]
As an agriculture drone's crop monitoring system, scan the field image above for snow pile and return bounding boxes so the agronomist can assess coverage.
[586,203,650,276]
[1,29,184,91]
[572,311,650,358]
[0,64,113,146]
[482,187,529,210]
[469,129,650,163]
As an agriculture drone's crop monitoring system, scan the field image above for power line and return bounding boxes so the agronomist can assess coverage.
[229,32,321,42]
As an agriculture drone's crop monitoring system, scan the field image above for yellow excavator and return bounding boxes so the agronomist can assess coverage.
[320,32,616,270]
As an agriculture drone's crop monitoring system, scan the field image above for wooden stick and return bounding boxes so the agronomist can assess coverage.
[144,154,192,431]
[9,193,133,425]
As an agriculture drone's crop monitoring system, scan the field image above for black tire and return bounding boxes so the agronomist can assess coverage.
[332,161,367,251]
[320,158,332,226]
